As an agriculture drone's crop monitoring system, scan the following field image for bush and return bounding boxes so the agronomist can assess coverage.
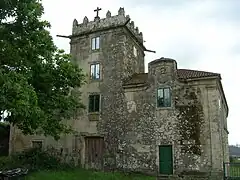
[0,156,23,170]
[0,148,75,171]
[0,122,10,156]
[0,122,9,136]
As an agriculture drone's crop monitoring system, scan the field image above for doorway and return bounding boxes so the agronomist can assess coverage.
[159,145,173,175]
[85,137,104,170]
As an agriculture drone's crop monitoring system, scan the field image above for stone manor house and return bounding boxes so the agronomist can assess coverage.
[9,7,229,177]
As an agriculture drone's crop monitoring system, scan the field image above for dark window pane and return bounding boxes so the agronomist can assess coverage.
[158,97,164,107]
[89,95,95,112]
[32,141,42,149]
[94,95,100,112]
[157,88,164,107]
[89,95,100,112]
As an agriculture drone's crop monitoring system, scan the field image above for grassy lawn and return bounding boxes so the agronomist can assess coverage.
[26,169,155,180]
[229,165,240,177]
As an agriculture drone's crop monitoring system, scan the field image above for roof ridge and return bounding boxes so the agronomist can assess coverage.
[177,68,220,75]
[123,69,221,86]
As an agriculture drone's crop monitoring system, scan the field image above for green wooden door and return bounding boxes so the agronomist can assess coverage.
[159,145,173,175]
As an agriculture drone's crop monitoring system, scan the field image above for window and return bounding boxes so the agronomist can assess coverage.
[90,63,100,80]
[157,88,171,107]
[218,99,221,109]
[91,36,100,50]
[89,95,100,112]
[133,46,137,57]
[32,140,43,149]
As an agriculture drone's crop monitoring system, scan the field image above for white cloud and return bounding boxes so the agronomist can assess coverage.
[42,0,240,145]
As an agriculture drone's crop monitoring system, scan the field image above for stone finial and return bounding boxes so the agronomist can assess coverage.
[83,16,89,24]
[106,10,111,18]
[73,19,78,26]
[118,7,125,16]
[126,15,130,20]
[94,16,100,22]
[130,21,135,29]
[135,27,139,34]
[139,32,143,39]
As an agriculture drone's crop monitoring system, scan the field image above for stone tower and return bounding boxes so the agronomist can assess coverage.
[69,7,148,169]
[70,7,145,79]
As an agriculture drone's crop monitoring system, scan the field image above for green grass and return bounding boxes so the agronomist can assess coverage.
[26,168,155,180]
[229,165,240,177]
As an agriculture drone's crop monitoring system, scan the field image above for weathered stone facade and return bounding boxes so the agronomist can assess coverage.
[9,7,229,179]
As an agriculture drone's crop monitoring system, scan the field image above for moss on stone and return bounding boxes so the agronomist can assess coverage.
[176,89,204,156]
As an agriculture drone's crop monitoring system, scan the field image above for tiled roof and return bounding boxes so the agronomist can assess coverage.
[123,69,220,86]
[177,69,221,80]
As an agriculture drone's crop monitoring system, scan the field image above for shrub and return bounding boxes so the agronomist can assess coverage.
[0,148,75,171]
[0,122,10,156]
[0,122,9,136]
[0,156,23,170]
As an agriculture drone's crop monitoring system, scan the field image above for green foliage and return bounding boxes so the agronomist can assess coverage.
[12,148,70,171]
[0,0,85,139]
[0,122,9,156]
[0,148,155,180]
[26,169,155,180]
[0,122,9,136]
[230,156,240,163]
[0,156,23,170]
[0,148,74,171]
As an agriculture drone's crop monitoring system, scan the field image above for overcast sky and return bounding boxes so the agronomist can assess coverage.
[42,0,239,145]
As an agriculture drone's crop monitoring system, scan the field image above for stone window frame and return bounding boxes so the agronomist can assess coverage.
[31,140,43,149]
[90,63,100,80]
[88,93,101,113]
[156,87,172,108]
[91,36,100,51]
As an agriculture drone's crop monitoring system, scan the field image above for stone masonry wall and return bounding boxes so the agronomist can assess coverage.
[122,29,145,76]
[118,59,226,176]
[217,86,229,163]
[9,8,228,180]
[122,85,222,176]
[96,28,146,170]
[72,7,143,44]
[206,86,224,171]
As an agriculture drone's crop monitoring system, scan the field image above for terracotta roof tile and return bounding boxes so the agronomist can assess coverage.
[123,69,220,86]
[177,69,221,80]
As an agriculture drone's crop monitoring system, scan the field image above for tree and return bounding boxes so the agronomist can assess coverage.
[0,0,85,139]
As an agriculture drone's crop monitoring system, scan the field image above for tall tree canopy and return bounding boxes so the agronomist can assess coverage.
[0,0,85,139]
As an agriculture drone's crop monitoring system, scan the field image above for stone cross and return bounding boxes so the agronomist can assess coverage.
[94,7,102,18]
